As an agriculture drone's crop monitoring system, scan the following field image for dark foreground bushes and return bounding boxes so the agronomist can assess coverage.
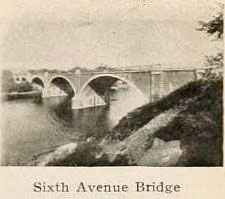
[111,74,223,166]
[155,75,223,166]
[112,75,222,140]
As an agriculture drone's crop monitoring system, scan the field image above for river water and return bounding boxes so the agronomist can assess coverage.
[1,89,147,166]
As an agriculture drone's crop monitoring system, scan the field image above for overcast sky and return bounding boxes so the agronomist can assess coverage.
[0,0,223,70]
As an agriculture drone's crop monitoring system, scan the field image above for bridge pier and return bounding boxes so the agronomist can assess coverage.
[42,88,48,98]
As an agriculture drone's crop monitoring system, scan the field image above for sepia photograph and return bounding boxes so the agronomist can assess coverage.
[0,0,223,167]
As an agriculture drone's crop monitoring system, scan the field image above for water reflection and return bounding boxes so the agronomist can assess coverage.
[1,87,147,165]
[108,87,147,125]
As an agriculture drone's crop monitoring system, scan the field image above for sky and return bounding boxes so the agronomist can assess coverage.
[0,0,223,70]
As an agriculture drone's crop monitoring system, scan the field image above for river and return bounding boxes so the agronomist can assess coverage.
[1,88,146,166]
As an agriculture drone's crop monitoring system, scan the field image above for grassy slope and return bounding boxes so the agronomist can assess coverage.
[111,75,223,166]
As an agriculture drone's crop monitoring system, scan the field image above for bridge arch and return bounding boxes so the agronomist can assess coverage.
[31,76,45,89]
[79,74,148,101]
[47,75,76,97]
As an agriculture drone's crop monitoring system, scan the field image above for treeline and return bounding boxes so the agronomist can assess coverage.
[28,65,118,74]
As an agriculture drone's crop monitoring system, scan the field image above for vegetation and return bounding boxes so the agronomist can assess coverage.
[204,52,223,68]
[197,12,223,40]
[10,80,33,93]
[93,65,117,72]
[197,10,223,69]
[26,64,118,75]
[155,75,223,166]
[46,141,132,166]
[110,74,222,166]
[110,77,215,140]
[1,70,33,93]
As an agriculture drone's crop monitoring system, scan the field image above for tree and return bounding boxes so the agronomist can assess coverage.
[197,10,223,69]
[204,52,223,68]
[198,12,223,40]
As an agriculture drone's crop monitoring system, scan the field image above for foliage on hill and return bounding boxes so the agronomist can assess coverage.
[111,75,221,140]
[154,75,223,166]
[110,74,223,166]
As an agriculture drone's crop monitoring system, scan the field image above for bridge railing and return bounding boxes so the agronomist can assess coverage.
[28,67,213,76]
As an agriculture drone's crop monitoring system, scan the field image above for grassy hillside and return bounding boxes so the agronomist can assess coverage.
[110,74,223,166]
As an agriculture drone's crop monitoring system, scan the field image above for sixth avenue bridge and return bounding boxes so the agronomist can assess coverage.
[16,68,207,109]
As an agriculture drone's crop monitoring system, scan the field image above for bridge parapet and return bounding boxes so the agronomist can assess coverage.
[25,67,211,109]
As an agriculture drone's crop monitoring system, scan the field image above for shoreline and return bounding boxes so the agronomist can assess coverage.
[1,90,42,101]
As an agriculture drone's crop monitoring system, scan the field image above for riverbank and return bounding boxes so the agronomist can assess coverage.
[110,73,223,166]
[26,74,223,166]
[1,90,42,101]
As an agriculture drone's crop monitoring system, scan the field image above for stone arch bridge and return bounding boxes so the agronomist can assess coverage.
[23,68,207,109]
